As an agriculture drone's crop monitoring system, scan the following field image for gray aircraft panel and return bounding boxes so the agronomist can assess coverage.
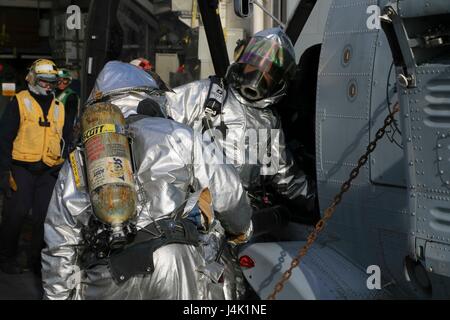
[405,67,450,190]
[240,242,392,300]
[318,183,410,235]
[317,117,370,183]
[381,0,450,287]
[242,0,450,299]
[397,1,450,17]
[327,0,378,34]
[318,73,374,119]
[400,65,450,264]
[317,182,412,295]
[314,0,411,297]
[319,33,380,80]
[317,0,379,186]
[416,195,450,243]
[425,241,450,277]
[293,0,333,60]
[370,29,407,187]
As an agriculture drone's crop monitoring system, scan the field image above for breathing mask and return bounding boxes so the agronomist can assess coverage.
[226,28,296,102]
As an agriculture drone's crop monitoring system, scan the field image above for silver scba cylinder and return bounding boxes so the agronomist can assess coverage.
[81,102,137,247]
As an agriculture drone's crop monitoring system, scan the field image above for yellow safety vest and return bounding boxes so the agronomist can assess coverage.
[12,90,65,167]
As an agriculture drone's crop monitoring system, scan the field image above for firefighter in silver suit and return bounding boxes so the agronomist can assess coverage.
[41,61,252,300]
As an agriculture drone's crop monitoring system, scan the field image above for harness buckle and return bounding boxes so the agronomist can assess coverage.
[39,117,51,127]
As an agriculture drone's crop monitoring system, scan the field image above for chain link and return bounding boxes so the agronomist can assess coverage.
[267,103,400,300]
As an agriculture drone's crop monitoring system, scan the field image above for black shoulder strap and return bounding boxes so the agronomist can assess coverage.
[203,76,226,117]
[202,76,228,137]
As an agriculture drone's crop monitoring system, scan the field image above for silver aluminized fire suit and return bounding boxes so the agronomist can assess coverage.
[165,28,309,203]
[41,61,252,300]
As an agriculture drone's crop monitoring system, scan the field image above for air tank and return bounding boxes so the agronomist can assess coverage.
[81,102,137,247]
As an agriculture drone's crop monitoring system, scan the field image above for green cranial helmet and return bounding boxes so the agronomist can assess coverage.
[57,68,73,81]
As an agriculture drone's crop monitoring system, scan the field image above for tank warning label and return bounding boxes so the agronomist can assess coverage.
[87,156,134,190]
[85,136,106,162]
[85,138,130,162]
[82,124,125,143]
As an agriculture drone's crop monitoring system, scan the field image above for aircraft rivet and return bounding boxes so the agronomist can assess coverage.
[439,157,443,161]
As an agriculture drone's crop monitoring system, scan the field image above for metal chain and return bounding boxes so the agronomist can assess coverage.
[267,102,401,300]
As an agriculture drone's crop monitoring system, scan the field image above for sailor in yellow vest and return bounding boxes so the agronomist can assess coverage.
[0,59,68,276]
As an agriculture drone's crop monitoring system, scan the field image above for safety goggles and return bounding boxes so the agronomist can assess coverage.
[58,78,71,85]
[37,78,58,89]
